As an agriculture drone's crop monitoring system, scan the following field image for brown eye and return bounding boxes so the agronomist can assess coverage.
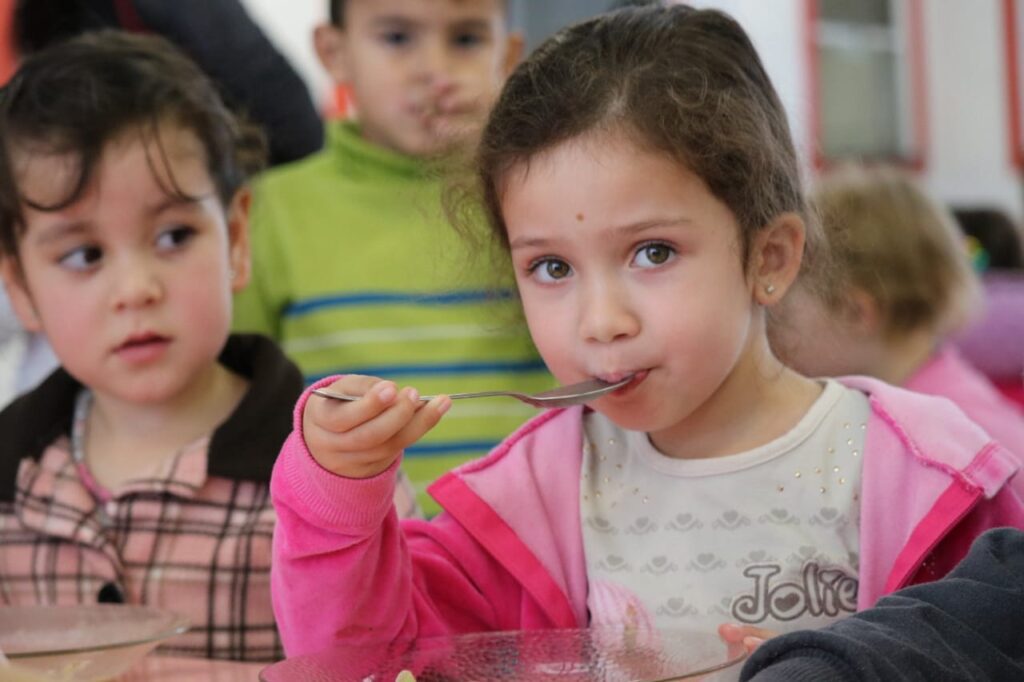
[635,243,674,267]
[545,260,571,279]
[529,258,573,282]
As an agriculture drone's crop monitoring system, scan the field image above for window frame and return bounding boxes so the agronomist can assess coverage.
[0,2,15,86]
[804,0,929,170]
[1004,0,1024,169]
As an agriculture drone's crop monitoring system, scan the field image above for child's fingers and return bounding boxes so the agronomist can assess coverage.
[717,623,778,648]
[390,395,451,451]
[328,387,424,452]
[742,636,766,654]
[324,374,388,399]
[311,378,400,434]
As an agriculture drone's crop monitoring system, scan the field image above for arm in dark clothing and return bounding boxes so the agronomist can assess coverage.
[740,527,1024,682]
[132,0,324,165]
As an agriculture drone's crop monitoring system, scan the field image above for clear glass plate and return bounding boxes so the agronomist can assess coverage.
[0,604,189,682]
[260,626,747,682]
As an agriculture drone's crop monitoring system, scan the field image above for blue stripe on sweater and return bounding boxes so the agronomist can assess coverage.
[284,289,515,317]
[404,440,501,457]
[305,359,549,384]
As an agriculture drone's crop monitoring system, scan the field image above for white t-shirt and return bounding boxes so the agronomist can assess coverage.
[581,380,869,636]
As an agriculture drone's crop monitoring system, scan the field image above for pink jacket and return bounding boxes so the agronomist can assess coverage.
[271,376,1024,657]
[906,345,1024,468]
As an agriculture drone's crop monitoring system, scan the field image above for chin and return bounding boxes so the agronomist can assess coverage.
[591,402,662,433]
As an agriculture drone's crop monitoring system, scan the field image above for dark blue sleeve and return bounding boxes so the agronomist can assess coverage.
[741,528,1024,682]
[131,0,324,165]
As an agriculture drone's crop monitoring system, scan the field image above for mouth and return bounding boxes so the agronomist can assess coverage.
[410,100,475,129]
[594,369,649,396]
[114,332,170,354]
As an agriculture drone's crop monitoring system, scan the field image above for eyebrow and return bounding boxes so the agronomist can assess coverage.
[148,194,203,216]
[370,16,492,32]
[30,195,203,246]
[33,221,91,247]
[509,217,694,250]
[371,16,421,29]
[449,19,492,33]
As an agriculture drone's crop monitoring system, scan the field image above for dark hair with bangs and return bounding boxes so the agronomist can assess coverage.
[466,5,821,272]
[0,30,266,260]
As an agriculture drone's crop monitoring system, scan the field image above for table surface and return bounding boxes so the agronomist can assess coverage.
[118,655,265,680]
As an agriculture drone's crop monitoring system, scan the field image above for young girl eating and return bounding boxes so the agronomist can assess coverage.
[270,5,1024,658]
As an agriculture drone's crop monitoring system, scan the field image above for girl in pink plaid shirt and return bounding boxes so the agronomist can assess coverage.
[0,32,418,662]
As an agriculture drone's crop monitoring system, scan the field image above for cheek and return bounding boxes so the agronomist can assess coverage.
[519,292,573,372]
[171,259,233,327]
[31,286,93,334]
[178,279,230,323]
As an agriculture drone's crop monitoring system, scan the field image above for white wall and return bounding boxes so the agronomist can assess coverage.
[239,0,333,107]
[920,0,1022,218]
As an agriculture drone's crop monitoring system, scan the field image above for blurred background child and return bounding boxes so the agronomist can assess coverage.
[233,0,552,514]
[771,165,1024,461]
[0,32,303,661]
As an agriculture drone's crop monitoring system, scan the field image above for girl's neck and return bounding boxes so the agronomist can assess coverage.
[83,363,249,490]
[649,332,823,460]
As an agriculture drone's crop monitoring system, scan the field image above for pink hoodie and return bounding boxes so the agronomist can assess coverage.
[906,345,1024,469]
[271,376,1024,657]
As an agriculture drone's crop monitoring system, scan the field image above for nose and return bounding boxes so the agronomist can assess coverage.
[579,279,640,344]
[111,257,162,311]
[416,38,457,93]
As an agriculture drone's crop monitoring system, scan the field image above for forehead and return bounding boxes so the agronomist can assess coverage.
[499,131,747,257]
[14,123,214,223]
[345,0,506,26]
[501,133,700,213]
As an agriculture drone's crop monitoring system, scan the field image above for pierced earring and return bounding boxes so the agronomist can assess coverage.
[764,283,776,295]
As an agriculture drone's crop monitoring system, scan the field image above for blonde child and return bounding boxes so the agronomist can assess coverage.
[0,33,307,661]
[271,6,1024,660]
[770,165,1024,472]
[232,0,550,515]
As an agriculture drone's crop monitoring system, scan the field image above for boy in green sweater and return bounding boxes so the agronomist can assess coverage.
[233,0,551,514]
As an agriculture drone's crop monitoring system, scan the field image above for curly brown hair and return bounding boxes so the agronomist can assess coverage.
[463,4,820,274]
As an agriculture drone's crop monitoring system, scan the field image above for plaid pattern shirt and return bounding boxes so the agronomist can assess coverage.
[1,436,282,660]
[0,336,422,661]
[0,336,312,661]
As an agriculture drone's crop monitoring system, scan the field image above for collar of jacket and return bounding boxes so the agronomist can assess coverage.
[0,333,303,501]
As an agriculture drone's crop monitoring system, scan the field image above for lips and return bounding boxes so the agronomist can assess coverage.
[115,332,168,352]
[594,369,644,383]
[112,332,171,364]
[593,369,649,396]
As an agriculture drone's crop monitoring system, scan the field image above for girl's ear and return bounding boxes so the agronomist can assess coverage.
[752,212,805,306]
[226,188,252,293]
[0,257,42,332]
[313,23,350,83]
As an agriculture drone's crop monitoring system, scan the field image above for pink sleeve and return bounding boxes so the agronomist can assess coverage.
[393,467,423,520]
[269,380,520,656]
[922,484,1024,585]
